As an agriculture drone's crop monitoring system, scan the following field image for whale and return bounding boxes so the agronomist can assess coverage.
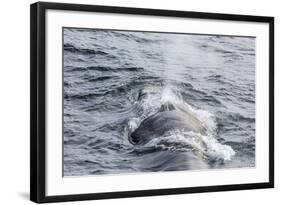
[127,99,234,170]
[128,102,210,170]
[135,148,209,171]
[129,102,207,145]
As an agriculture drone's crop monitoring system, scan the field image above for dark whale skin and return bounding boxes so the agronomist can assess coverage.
[129,108,206,145]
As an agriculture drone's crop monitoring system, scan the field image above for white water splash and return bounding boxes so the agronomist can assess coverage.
[145,130,235,162]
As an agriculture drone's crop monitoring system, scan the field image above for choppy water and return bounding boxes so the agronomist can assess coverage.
[63,28,255,176]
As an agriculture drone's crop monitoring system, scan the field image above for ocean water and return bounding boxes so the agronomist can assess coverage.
[63,28,255,176]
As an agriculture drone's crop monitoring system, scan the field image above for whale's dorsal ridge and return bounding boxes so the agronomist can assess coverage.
[159,102,176,112]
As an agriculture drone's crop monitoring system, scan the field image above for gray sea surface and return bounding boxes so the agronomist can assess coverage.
[63,28,255,176]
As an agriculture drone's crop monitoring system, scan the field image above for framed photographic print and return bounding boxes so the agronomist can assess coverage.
[30,1,274,203]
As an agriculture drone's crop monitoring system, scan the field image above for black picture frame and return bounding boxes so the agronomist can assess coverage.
[30,1,274,203]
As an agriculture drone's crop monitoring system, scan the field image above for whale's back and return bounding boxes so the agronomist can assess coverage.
[130,109,206,145]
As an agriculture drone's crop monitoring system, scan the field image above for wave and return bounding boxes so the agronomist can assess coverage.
[88,76,113,82]
[64,43,108,56]
[64,92,105,100]
[227,112,255,123]
[65,65,144,73]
